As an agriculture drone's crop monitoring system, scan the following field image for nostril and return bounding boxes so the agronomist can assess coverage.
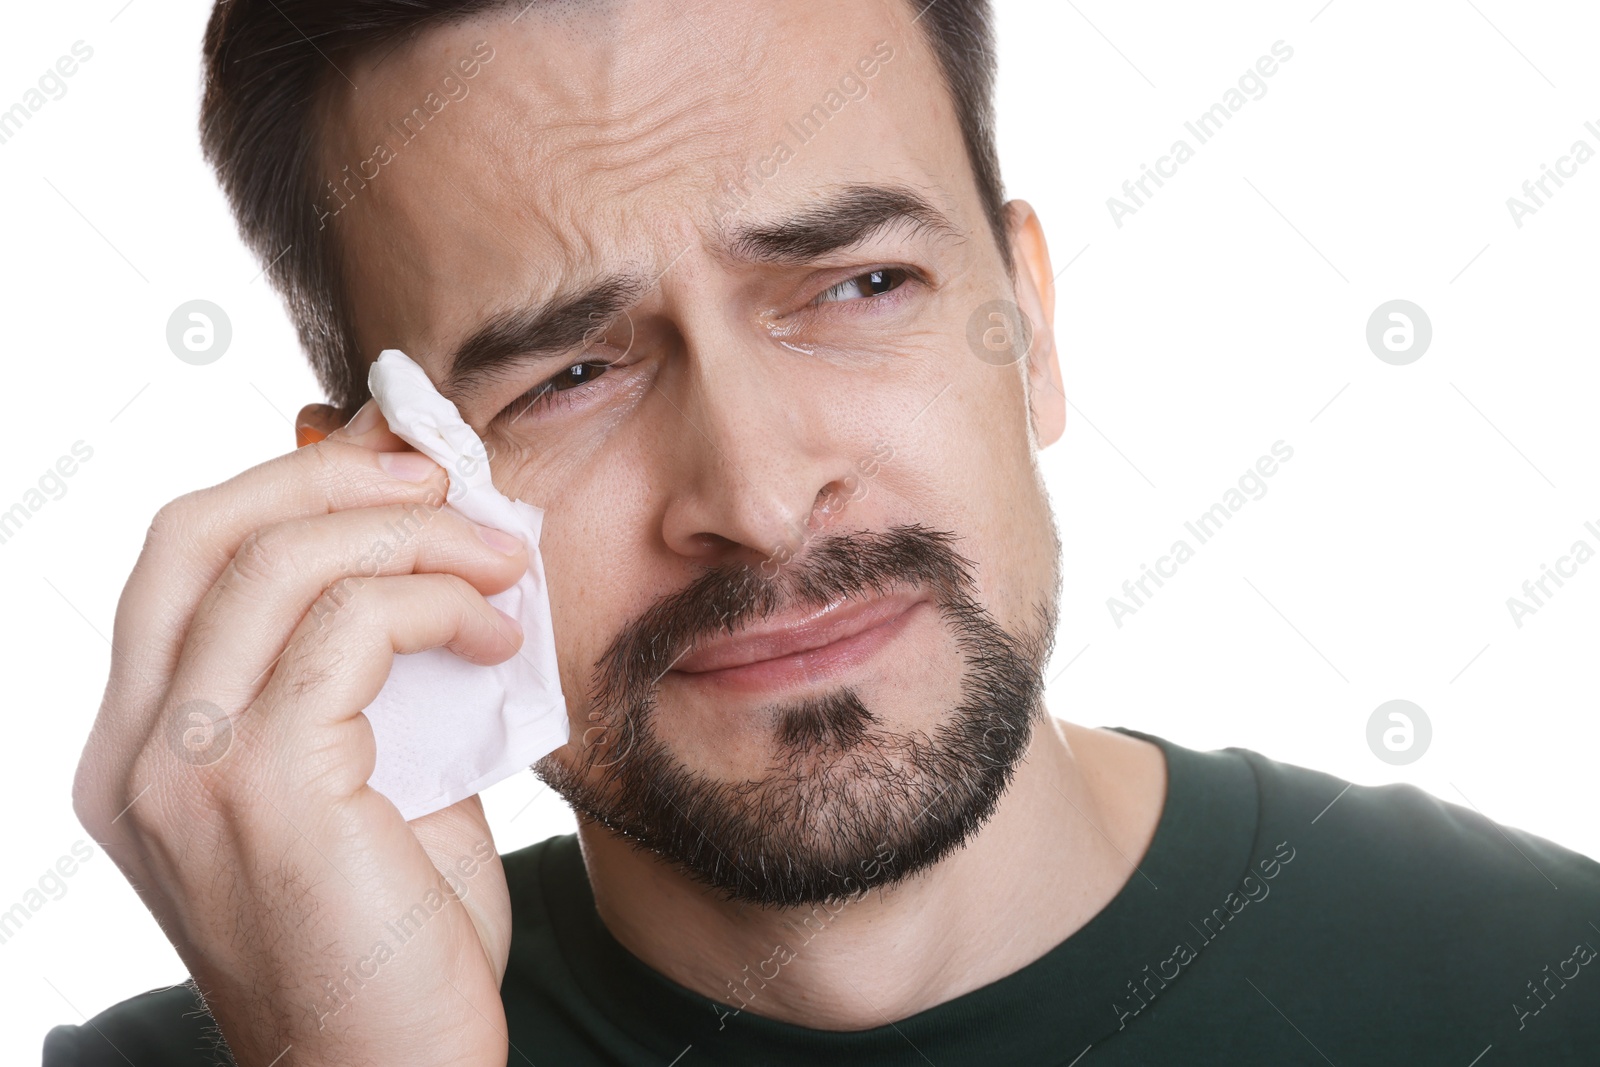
[692,532,738,554]
[813,480,856,522]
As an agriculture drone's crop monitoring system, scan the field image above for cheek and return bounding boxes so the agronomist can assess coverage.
[488,426,660,706]
[884,363,1048,611]
[892,356,1032,508]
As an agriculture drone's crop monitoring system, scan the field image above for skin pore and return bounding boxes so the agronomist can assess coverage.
[300,0,1167,1030]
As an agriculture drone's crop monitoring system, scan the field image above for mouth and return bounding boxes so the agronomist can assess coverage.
[666,590,929,695]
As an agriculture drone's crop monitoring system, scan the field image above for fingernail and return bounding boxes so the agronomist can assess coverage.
[344,398,381,436]
[494,608,524,640]
[295,424,328,448]
[377,451,439,482]
[476,523,523,555]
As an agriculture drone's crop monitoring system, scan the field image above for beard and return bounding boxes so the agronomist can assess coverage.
[535,523,1059,908]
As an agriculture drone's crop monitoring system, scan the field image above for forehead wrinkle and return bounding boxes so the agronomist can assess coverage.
[493,78,765,215]
[468,121,743,284]
[470,13,775,213]
[531,69,757,159]
[327,0,974,378]
[537,117,751,211]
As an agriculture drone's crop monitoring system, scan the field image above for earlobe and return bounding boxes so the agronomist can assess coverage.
[1005,200,1065,449]
[295,403,343,447]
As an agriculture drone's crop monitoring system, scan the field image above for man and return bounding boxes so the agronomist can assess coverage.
[46,1,1600,1064]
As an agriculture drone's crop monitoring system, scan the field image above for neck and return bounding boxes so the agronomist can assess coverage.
[575,716,1167,1030]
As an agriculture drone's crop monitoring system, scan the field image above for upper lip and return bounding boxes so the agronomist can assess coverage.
[669,590,925,674]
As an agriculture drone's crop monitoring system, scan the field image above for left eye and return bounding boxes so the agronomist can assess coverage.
[497,360,613,424]
[814,267,912,305]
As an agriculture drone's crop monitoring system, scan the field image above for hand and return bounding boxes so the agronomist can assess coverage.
[72,401,530,1066]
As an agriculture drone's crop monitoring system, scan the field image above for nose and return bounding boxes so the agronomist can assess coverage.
[657,328,861,570]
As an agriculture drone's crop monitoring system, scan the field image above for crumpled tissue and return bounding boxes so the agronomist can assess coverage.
[358,347,568,820]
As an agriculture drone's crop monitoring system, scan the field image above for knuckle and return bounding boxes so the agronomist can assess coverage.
[298,438,372,497]
[306,571,479,655]
[432,573,483,620]
[306,581,361,635]
[434,571,476,599]
[119,754,176,832]
[144,491,200,552]
[283,603,364,700]
[69,751,113,836]
[283,649,343,705]
[230,524,294,586]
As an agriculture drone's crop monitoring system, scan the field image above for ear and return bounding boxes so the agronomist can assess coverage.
[1005,200,1065,449]
[295,403,346,447]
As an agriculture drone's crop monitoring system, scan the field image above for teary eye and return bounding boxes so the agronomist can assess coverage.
[499,361,612,423]
[814,267,912,304]
[542,361,609,394]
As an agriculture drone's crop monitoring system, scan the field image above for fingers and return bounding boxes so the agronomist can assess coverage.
[168,503,528,716]
[324,396,415,453]
[237,573,524,796]
[297,399,413,449]
[109,429,448,711]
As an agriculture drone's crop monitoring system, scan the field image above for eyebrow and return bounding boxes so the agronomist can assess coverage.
[442,183,960,407]
[725,183,960,264]
[445,274,644,403]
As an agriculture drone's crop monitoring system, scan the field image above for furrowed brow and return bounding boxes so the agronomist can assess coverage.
[443,273,647,404]
[725,184,962,264]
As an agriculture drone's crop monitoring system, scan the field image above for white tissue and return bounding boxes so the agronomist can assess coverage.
[358,348,569,820]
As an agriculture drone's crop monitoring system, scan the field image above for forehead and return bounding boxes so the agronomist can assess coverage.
[319,0,973,357]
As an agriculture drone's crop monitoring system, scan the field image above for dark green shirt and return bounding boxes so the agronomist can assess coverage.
[43,729,1600,1065]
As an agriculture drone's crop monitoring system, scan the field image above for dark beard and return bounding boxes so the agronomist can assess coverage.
[535,524,1058,908]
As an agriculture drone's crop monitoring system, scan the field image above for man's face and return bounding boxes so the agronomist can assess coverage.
[324,0,1065,905]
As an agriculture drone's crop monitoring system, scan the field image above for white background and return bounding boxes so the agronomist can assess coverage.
[1,0,1596,1056]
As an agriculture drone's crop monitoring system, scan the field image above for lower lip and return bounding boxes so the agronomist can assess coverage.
[668,600,928,695]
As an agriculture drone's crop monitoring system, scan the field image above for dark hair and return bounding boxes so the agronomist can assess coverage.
[200,1,1007,414]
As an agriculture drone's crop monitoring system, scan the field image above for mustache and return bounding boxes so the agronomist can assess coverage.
[589,524,979,710]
